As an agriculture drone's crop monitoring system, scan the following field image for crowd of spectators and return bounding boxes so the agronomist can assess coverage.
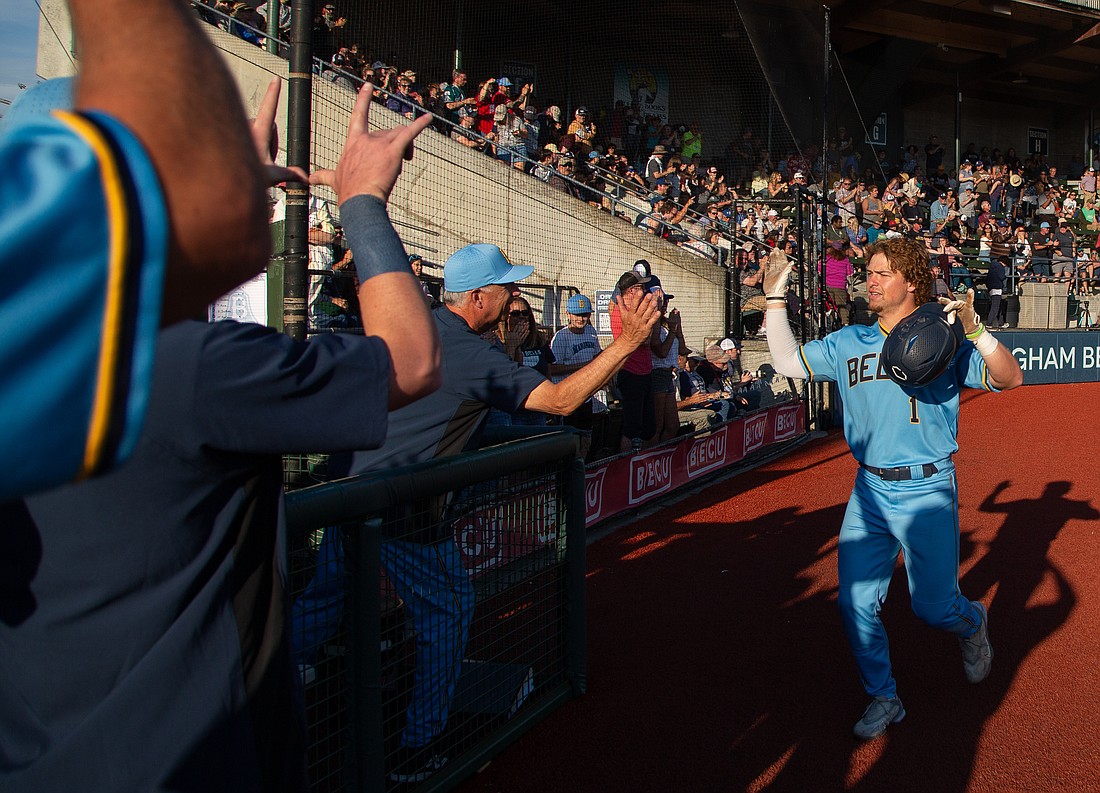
[191,1,816,263]
[196,2,1100,353]
[822,136,1100,301]
[193,0,1100,305]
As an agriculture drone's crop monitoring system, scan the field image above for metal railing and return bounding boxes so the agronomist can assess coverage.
[190,1,779,273]
[284,430,587,792]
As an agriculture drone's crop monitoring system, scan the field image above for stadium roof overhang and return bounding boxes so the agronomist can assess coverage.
[824,0,1100,111]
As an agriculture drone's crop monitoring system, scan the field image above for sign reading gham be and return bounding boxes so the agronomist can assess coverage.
[584,401,806,525]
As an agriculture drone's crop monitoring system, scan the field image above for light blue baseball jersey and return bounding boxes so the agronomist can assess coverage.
[0,110,167,499]
[796,322,994,468]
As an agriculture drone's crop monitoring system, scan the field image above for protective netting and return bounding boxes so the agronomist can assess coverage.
[197,1,836,347]
[736,0,887,189]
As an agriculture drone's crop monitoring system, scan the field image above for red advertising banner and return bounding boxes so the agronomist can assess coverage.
[453,489,559,575]
[584,401,807,527]
[453,401,807,575]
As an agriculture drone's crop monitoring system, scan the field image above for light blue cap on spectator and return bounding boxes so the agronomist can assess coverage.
[0,77,73,133]
[566,294,593,314]
[443,244,533,292]
[497,77,513,87]
[1040,222,1050,229]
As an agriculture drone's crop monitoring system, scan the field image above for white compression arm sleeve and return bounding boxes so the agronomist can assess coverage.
[765,304,807,379]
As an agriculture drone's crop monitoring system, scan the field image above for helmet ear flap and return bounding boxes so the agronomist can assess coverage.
[881,303,961,388]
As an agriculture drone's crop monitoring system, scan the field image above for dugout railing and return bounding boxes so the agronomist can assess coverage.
[284,429,587,792]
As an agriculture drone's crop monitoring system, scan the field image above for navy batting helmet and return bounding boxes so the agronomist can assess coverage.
[880,302,964,388]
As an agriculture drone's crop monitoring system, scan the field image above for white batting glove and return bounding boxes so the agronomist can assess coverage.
[763,248,792,300]
[939,288,1000,356]
[938,289,981,337]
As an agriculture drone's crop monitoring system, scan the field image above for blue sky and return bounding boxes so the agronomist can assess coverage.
[1,2,40,109]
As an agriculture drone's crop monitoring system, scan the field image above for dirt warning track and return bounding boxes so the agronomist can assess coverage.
[461,382,1100,793]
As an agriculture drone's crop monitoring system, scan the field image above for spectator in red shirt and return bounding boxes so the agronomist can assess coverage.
[475,78,497,135]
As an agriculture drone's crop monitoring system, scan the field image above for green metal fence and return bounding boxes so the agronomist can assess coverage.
[284,429,587,791]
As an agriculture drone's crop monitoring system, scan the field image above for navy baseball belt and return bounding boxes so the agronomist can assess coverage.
[859,462,939,481]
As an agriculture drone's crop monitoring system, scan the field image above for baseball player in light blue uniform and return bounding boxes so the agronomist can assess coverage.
[0,78,167,500]
[762,236,1023,739]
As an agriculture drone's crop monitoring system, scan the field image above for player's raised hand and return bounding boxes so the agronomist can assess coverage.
[310,83,433,203]
[763,247,792,299]
[938,289,981,335]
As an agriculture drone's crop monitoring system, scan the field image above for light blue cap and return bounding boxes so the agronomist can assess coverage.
[0,77,74,133]
[566,294,593,314]
[497,77,513,87]
[443,244,533,292]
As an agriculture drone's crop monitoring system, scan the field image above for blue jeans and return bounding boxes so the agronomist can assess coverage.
[292,528,475,748]
[951,266,973,291]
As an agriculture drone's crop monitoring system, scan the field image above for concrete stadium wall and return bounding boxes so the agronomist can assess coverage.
[308,76,730,348]
[35,4,730,350]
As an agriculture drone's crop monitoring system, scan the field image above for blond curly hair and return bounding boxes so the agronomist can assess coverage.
[864,236,932,306]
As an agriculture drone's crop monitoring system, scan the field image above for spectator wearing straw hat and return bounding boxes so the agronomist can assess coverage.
[646,144,674,186]
[1005,171,1024,220]
[226,2,264,45]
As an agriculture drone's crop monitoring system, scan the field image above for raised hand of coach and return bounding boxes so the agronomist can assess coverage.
[252,78,308,186]
[615,291,661,347]
[310,84,433,203]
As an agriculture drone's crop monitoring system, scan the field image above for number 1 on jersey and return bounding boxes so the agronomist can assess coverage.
[909,395,920,424]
